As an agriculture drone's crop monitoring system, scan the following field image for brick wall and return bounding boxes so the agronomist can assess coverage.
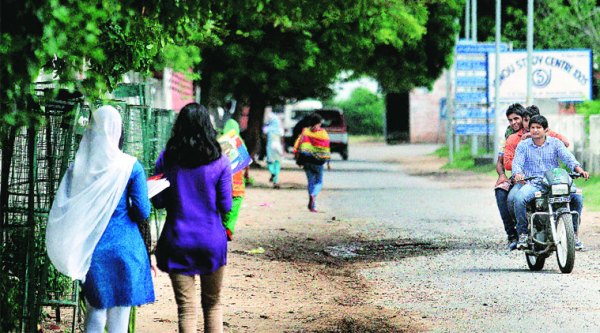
[409,71,448,143]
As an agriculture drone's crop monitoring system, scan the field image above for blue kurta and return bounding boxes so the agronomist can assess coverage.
[82,161,155,309]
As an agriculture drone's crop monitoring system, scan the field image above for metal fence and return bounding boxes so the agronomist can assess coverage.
[0,97,85,332]
[0,93,175,332]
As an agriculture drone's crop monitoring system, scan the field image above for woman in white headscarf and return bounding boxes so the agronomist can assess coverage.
[262,111,284,188]
[46,105,154,333]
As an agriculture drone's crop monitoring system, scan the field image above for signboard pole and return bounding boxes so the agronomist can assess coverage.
[526,0,534,105]
[471,0,477,42]
[470,0,478,156]
[465,1,470,40]
[493,0,501,158]
[446,70,453,163]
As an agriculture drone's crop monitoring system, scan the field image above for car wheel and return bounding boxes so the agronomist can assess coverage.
[341,147,348,160]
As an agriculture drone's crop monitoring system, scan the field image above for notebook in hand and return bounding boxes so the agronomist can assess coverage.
[147,174,170,198]
[218,129,252,174]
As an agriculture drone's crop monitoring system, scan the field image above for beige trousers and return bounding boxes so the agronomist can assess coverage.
[169,266,225,333]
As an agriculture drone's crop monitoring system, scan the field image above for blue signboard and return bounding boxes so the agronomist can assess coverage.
[456,77,487,87]
[453,41,508,136]
[454,107,492,119]
[455,92,487,104]
[456,42,508,54]
[455,123,495,135]
[456,60,487,71]
[440,98,447,119]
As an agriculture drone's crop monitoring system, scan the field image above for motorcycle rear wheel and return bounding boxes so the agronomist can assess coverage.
[556,214,575,273]
[526,254,545,271]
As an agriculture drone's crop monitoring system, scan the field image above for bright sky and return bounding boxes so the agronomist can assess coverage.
[331,75,380,101]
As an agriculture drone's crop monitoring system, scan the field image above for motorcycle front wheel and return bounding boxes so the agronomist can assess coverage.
[556,214,575,273]
[526,254,545,271]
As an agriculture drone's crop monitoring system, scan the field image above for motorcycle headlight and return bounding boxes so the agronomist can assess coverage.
[551,184,569,195]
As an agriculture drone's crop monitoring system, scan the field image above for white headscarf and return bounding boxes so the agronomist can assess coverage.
[46,105,136,281]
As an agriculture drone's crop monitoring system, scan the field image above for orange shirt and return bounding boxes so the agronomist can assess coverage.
[504,128,570,171]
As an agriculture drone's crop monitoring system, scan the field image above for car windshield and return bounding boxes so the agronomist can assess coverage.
[291,110,313,121]
[316,110,343,127]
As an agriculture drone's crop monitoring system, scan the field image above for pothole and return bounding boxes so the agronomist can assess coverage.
[242,237,446,266]
[311,316,410,333]
[325,239,442,261]
[324,244,361,259]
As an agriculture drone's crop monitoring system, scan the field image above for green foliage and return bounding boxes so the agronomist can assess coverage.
[575,177,600,211]
[435,144,496,173]
[348,135,385,144]
[535,1,600,68]
[478,1,600,72]
[576,100,600,134]
[0,0,217,128]
[433,145,450,158]
[198,1,355,105]
[355,0,463,93]
[0,246,21,331]
[329,87,384,135]
[196,1,463,156]
[199,0,463,103]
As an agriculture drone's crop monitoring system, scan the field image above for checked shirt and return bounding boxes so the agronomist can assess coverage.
[512,136,580,183]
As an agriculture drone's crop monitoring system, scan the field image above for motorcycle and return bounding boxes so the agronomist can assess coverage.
[523,168,582,274]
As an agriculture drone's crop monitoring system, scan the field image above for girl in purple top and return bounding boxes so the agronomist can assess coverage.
[152,103,232,333]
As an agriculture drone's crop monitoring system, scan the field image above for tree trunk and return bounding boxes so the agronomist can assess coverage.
[385,92,410,144]
[244,95,266,160]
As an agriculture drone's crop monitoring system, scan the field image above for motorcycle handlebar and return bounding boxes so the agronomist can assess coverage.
[518,173,587,182]
[523,176,539,181]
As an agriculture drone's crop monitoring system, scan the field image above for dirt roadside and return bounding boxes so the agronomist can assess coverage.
[137,158,435,333]
[135,149,599,332]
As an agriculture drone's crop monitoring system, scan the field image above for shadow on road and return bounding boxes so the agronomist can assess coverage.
[463,267,560,274]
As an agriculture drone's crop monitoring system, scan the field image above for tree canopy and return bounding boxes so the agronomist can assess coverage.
[1,0,466,142]
[468,0,599,70]
[194,0,463,153]
[0,0,217,127]
[355,1,463,93]
[466,0,599,96]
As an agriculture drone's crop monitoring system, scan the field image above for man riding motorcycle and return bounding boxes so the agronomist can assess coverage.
[500,105,571,250]
[509,115,589,250]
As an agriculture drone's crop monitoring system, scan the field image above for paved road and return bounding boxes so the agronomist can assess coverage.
[319,143,600,332]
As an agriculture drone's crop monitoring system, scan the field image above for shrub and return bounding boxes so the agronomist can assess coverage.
[329,87,384,135]
[576,99,600,134]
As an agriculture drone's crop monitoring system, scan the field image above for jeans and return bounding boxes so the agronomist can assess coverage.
[507,183,522,221]
[84,300,131,333]
[304,163,324,198]
[571,192,583,233]
[169,266,225,333]
[511,182,584,235]
[495,189,517,240]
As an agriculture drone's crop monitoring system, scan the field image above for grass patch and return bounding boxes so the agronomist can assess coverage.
[348,135,384,144]
[433,145,496,173]
[575,177,600,211]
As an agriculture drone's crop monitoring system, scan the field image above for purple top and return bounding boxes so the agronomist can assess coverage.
[153,152,232,275]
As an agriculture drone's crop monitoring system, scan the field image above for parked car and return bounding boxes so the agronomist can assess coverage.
[282,100,323,152]
[316,108,348,160]
[283,107,349,160]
